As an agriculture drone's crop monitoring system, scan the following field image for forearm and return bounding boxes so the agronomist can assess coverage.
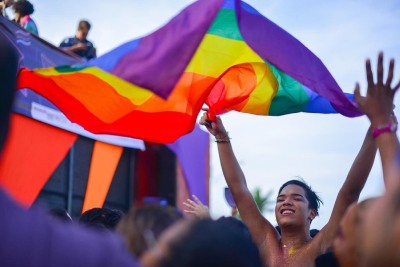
[217,141,249,195]
[200,114,269,237]
[375,132,400,189]
[61,46,80,53]
[322,130,377,249]
[61,47,74,53]
[216,141,261,219]
[217,141,272,244]
[340,129,377,198]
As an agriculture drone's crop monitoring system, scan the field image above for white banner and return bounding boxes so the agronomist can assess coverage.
[31,102,145,150]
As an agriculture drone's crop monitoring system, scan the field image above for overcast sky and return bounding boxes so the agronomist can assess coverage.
[14,0,400,228]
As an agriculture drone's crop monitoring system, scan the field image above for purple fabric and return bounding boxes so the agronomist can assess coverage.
[88,39,141,72]
[224,187,236,208]
[236,1,362,117]
[111,0,224,99]
[167,125,209,205]
[0,188,140,267]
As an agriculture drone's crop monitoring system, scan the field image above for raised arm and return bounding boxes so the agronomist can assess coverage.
[318,54,399,250]
[355,53,400,189]
[318,125,376,250]
[199,114,278,246]
[183,195,210,219]
[354,53,400,267]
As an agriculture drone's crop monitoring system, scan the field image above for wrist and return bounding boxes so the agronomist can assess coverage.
[215,132,228,139]
[372,121,398,139]
[215,132,231,143]
[370,116,392,128]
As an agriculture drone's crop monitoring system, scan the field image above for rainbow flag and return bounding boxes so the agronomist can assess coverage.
[17,0,361,144]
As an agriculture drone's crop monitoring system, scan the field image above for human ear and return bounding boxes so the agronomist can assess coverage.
[308,209,317,222]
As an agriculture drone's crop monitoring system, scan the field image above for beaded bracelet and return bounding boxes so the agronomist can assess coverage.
[215,132,231,143]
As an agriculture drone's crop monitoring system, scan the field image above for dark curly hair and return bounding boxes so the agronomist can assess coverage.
[12,0,34,16]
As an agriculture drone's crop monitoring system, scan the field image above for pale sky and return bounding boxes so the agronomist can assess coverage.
[12,0,400,229]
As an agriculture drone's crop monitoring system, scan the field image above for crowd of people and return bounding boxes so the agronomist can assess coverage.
[1,1,400,266]
[1,0,96,60]
[1,0,38,35]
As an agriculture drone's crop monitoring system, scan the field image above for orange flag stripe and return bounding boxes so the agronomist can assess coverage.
[82,141,123,213]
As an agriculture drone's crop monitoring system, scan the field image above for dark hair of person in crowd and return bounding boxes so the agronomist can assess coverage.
[216,216,251,236]
[157,219,263,267]
[78,20,91,31]
[12,0,33,16]
[315,251,340,267]
[116,204,183,258]
[278,179,323,216]
[49,207,73,223]
[79,207,124,230]
[310,228,320,238]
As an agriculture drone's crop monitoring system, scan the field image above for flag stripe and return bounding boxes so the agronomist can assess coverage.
[18,69,216,142]
[208,9,243,41]
[29,69,136,122]
[186,34,264,76]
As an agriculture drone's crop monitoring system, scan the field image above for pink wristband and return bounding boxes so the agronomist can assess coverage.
[372,122,398,139]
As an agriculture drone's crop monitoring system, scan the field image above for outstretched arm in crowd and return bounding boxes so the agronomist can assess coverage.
[355,52,400,188]
[317,125,376,251]
[199,115,279,251]
[183,195,210,219]
[354,53,400,266]
[316,55,398,252]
